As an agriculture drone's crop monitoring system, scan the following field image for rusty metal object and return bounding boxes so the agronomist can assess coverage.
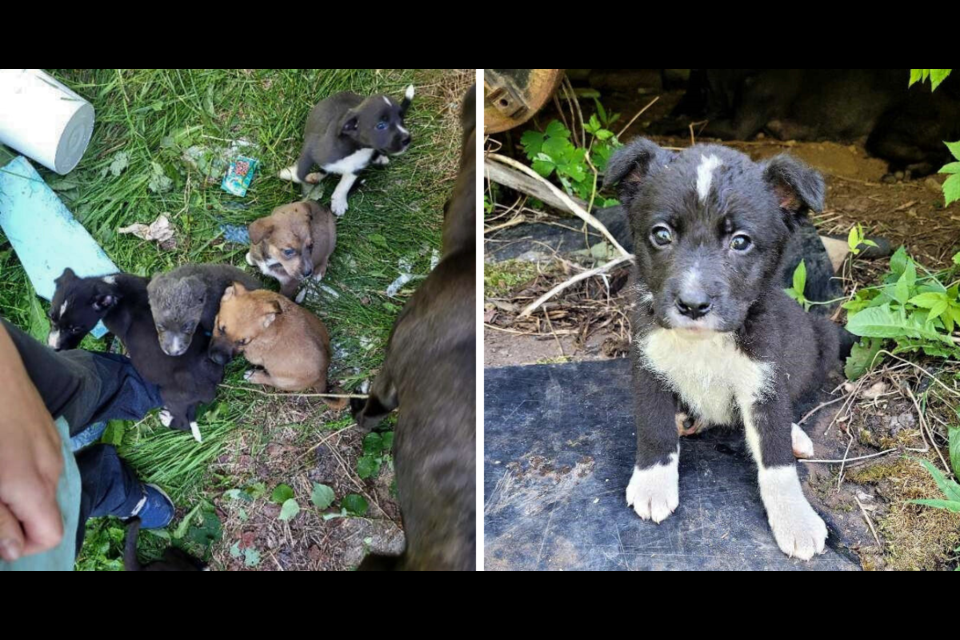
[484,69,565,134]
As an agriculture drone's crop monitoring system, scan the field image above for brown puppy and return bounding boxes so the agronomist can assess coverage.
[207,284,345,409]
[245,201,336,302]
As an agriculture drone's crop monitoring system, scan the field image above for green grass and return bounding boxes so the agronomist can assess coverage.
[0,69,471,569]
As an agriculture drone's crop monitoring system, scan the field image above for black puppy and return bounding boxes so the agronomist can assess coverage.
[352,86,476,571]
[604,138,843,561]
[278,85,414,217]
[124,519,206,571]
[49,269,223,443]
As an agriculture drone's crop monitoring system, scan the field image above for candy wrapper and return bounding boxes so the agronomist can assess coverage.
[221,155,259,196]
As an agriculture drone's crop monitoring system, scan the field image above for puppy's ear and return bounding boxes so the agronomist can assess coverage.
[603,138,671,207]
[232,282,249,297]
[56,267,78,285]
[763,155,825,228]
[262,300,282,328]
[249,219,274,245]
[222,285,237,301]
[92,293,116,312]
[340,110,360,138]
[302,200,321,223]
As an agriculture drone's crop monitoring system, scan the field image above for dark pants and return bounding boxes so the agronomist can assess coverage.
[2,320,164,549]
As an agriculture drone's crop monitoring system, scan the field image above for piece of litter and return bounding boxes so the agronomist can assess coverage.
[430,248,440,270]
[386,257,415,297]
[219,224,250,245]
[221,155,259,197]
[862,381,889,401]
[319,285,340,299]
[119,214,178,250]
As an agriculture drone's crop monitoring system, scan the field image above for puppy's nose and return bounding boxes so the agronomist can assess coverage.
[209,349,230,366]
[676,293,713,320]
[301,264,314,277]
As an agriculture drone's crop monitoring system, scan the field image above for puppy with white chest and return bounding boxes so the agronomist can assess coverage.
[605,138,845,561]
[246,200,336,302]
[278,85,414,216]
[207,284,345,409]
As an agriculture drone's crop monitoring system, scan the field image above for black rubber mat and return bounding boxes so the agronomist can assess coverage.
[484,359,859,571]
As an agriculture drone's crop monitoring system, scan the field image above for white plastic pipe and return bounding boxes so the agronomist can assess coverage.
[0,69,95,174]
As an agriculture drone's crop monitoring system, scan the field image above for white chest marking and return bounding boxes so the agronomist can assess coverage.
[696,154,723,203]
[639,328,773,426]
[322,148,375,175]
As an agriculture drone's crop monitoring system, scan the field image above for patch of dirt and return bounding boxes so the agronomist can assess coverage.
[211,410,404,571]
[485,453,596,518]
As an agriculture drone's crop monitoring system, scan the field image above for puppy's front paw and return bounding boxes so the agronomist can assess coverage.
[791,423,815,459]
[305,172,325,184]
[374,155,390,166]
[759,467,827,560]
[245,252,255,267]
[625,456,679,524]
[331,195,348,217]
[159,410,174,428]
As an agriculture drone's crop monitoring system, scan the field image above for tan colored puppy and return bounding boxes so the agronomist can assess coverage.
[208,284,345,409]
[245,201,336,302]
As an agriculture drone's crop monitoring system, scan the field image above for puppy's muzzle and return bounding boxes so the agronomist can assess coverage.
[676,292,713,320]
[208,339,235,366]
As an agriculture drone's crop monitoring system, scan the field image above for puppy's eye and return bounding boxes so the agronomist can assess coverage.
[181,323,193,333]
[306,244,314,253]
[650,225,674,248]
[283,248,297,258]
[731,234,752,252]
[219,326,226,335]
[376,121,388,131]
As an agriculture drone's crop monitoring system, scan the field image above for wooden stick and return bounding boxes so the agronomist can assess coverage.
[486,153,630,257]
[519,254,634,318]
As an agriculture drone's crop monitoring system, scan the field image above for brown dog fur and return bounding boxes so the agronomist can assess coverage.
[246,201,336,300]
[208,284,346,409]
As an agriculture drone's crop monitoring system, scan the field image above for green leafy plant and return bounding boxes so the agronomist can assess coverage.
[785,260,811,311]
[519,102,623,206]
[843,247,960,376]
[357,431,394,479]
[907,458,960,571]
[909,69,959,205]
[847,222,878,256]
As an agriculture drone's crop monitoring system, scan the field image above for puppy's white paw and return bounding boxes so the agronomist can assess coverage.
[245,252,254,267]
[244,370,256,381]
[331,195,348,217]
[791,423,815,459]
[295,288,307,304]
[278,165,300,183]
[374,155,390,166]
[305,172,325,184]
[625,453,679,524]
[159,410,173,428]
[190,422,203,444]
[405,84,415,101]
[759,466,828,560]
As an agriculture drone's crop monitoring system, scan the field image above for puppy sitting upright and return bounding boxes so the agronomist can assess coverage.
[208,284,345,409]
[246,200,337,302]
[147,264,261,357]
[604,138,842,561]
[277,85,414,216]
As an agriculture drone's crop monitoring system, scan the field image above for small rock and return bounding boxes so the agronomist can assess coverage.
[904,169,913,181]
[894,171,905,181]
[882,174,898,184]
[862,381,889,401]
[925,177,943,194]
[756,132,766,140]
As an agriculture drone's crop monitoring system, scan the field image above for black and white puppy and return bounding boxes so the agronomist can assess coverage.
[278,85,414,217]
[49,269,224,443]
[604,138,842,561]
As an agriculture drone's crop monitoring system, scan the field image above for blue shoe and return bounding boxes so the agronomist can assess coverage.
[127,484,175,529]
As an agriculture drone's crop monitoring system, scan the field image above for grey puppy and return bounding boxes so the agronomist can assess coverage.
[351,86,476,571]
[147,264,261,357]
[278,85,414,217]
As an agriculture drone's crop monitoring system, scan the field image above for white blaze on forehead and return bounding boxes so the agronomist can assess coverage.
[383,96,391,106]
[696,154,723,203]
[59,301,69,317]
[103,276,117,285]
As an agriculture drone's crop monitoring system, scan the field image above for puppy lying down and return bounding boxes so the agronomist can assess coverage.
[605,138,846,561]
[147,264,261,357]
[48,269,223,443]
[208,284,345,409]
